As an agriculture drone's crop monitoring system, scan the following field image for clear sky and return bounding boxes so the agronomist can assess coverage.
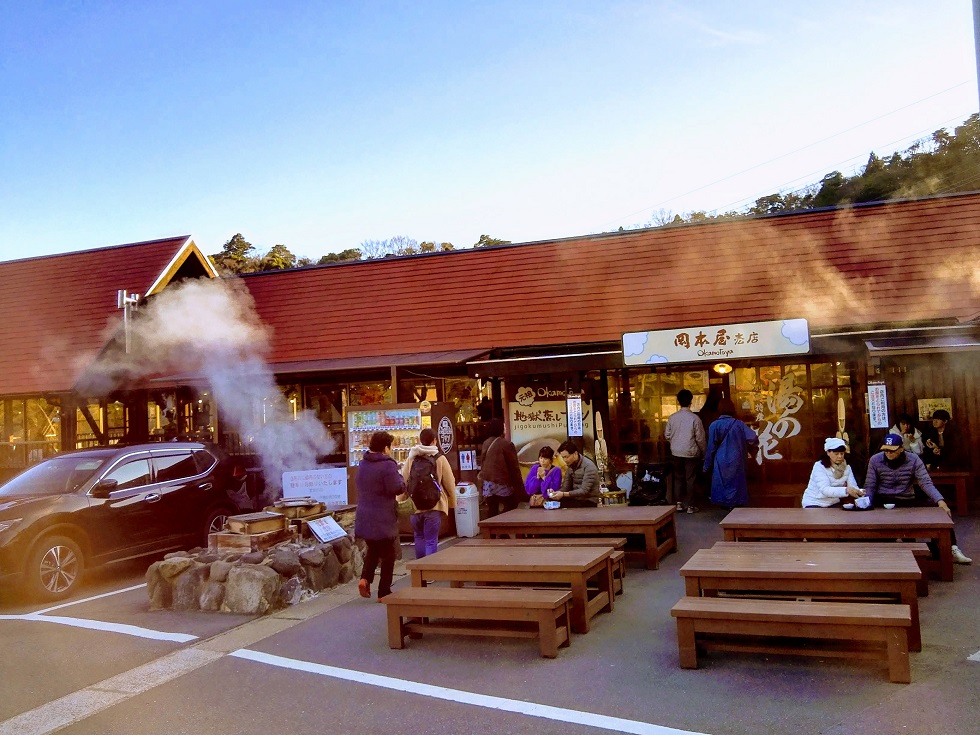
[1,1,977,262]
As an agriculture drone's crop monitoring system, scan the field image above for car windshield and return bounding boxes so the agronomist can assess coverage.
[0,455,108,497]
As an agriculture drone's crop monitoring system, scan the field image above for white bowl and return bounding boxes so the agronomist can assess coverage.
[842,503,855,510]
[883,503,896,509]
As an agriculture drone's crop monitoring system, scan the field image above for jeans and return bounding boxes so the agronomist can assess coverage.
[411,510,442,559]
[360,537,397,598]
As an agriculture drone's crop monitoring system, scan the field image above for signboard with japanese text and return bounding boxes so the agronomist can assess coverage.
[622,319,810,366]
[867,382,889,429]
[507,382,594,467]
[307,516,348,543]
[281,468,348,507]
[566,395,583,437]
[917,398,952,422]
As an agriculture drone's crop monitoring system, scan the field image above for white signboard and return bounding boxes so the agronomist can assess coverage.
[459,450,474,471]
[566,395,583,437]
[868,383,889,429]
[307,516,347,543]
[281,468,348,507]
[622,319,809,365]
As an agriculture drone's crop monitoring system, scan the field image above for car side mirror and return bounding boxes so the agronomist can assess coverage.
[90,478,119,498]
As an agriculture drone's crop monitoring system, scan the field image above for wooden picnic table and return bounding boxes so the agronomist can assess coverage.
[928,470,972,515]
[405,545,615,634]
[719,507,956,581]
[478,505,676,570]
[680,543,923,651]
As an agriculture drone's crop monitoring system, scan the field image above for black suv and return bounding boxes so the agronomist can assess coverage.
[0,442,252,601]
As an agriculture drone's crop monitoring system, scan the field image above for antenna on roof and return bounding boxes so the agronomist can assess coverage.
[116,289,140,353]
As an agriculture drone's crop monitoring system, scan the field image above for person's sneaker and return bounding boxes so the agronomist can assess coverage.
[358,578,371,598]
[687,506,699,514]
[676,502,685,511]
[951,545,972,564]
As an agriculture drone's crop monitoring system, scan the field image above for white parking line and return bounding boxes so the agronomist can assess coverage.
[21,613,196,642]
[32,583,147,615]
[968,650,980,662]
[230,649,706,735]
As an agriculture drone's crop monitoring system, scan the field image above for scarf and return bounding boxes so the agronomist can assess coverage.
[830,460,847,480]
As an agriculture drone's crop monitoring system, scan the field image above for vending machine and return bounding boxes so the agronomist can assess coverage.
[346,402,459,503]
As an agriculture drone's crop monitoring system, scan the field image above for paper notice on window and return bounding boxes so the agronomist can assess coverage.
[868,383,889,429]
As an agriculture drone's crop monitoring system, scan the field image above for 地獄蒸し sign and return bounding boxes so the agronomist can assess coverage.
[622,319,810,366]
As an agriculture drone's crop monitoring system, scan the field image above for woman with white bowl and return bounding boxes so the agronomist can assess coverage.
[801,437,865,508]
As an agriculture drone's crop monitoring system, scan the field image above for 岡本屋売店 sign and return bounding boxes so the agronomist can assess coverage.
[622,319,810,366]
[281,468,348,506]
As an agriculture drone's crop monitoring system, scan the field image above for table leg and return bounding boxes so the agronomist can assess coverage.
[895,583,921,652]
[537,610,559,658]
[386,607,405,649]
[411,570,425,587]
[643,529,659,569]
[601,559,614,614]
[937,530,954,582]
[570,575,590,634]
[684,577,701,597]
[723,529,735,541]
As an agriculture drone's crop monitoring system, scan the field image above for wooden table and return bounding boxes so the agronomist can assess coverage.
[928,470,972,515]
[680,543,923,651]
[719,507,956,582]
[406,545,615,634]
[478,506,676,570]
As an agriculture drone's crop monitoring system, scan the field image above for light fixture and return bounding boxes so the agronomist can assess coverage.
[713,362,733,374]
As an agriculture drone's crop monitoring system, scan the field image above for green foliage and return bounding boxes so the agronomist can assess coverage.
[318,248,362,264]
[474,234,510,248]
[261,244,297,270]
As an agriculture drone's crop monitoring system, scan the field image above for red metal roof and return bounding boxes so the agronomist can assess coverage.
[0,236,197,395]
[243,193,980,367]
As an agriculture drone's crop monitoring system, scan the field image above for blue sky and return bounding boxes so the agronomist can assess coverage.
[1,1,977,262]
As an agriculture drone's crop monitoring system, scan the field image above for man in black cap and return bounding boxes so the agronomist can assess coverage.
[921,409,953,469]
[865,432,971,564]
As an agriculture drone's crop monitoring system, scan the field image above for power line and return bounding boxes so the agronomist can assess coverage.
[602,81,973,228]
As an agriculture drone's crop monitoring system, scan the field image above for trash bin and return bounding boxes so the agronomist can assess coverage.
[454,482,480,537]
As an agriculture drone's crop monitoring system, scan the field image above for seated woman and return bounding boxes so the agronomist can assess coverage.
[524,446,562,506]
[801,437,865,508]
[889,412,923,455]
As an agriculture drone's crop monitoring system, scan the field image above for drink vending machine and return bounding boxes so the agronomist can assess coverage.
[345,402,459,503]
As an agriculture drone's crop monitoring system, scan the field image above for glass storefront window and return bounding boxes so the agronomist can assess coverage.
[444,378,482,423]
[810,362,834,386]
[349,381,391,406]
[305,385,347,457]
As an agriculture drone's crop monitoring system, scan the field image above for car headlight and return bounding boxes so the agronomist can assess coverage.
[0,518,23,535]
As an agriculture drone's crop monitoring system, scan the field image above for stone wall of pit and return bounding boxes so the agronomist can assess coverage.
[145,511,368,615]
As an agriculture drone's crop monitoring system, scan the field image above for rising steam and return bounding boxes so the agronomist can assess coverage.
[88,276,334,496]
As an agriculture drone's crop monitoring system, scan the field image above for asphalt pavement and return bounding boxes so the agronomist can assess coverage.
[2,509,978,735]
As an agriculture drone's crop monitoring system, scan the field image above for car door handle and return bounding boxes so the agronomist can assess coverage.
[197,482,213,491]
[145,493,162,503]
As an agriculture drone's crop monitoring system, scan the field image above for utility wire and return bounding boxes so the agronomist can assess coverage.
[602,80,973,228]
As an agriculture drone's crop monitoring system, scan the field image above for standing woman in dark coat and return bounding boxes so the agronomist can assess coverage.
[703,399,759,509]
[355,431,406,600]
[479,418,524,517]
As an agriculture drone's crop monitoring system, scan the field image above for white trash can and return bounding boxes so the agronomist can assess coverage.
[454,482,480,538]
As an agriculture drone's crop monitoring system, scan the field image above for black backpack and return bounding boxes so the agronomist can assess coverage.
[408,453,443,511]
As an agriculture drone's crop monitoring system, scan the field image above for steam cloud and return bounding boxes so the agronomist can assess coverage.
[89,277,334,496]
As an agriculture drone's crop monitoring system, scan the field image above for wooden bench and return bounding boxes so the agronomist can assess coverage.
[670,596,912,683]
[382,587,573,658]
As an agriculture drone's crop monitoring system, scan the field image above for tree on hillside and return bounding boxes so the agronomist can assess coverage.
[319,248,362,264]
[474,234,510,247]
[260,244,297,270]
[211,233,259,274]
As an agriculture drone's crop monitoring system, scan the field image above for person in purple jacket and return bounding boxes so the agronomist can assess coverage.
[524,446,562,504]
[865,432,971,564]
[355,431,407,600]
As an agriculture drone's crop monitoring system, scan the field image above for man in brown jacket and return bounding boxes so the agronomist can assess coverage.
[479,418,524,517]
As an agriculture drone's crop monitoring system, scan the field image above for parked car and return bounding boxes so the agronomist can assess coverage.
[0,442,252,601]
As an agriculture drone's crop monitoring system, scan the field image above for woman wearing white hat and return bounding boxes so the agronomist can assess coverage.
[801,438,865,508]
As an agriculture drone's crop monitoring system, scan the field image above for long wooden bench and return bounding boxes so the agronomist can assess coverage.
[382,587,573,658]
[670,596,912,683]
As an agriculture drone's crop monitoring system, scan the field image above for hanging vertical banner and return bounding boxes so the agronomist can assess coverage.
[868,382,889,429]
[566,395,583,437]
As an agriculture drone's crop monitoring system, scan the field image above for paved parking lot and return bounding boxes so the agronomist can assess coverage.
[2,511,978,735]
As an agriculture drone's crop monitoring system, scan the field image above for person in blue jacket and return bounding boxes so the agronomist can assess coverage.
[354,431,406,600]
[703,399,759,509]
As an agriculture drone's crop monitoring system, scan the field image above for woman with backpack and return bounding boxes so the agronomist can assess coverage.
[401,427,456,558]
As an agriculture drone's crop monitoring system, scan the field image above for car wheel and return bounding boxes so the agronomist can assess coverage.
[27,536,84,601]
[203,507,231,545]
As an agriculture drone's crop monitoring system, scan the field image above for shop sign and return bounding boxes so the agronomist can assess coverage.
[917,398,951,422]
[622,319,809,366]
[282,467,348,506]
[867,383,889,429]
[507,382,594,465]
[437,415,455,454]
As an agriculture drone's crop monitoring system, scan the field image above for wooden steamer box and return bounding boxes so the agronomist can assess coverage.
[209,511,295,552]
